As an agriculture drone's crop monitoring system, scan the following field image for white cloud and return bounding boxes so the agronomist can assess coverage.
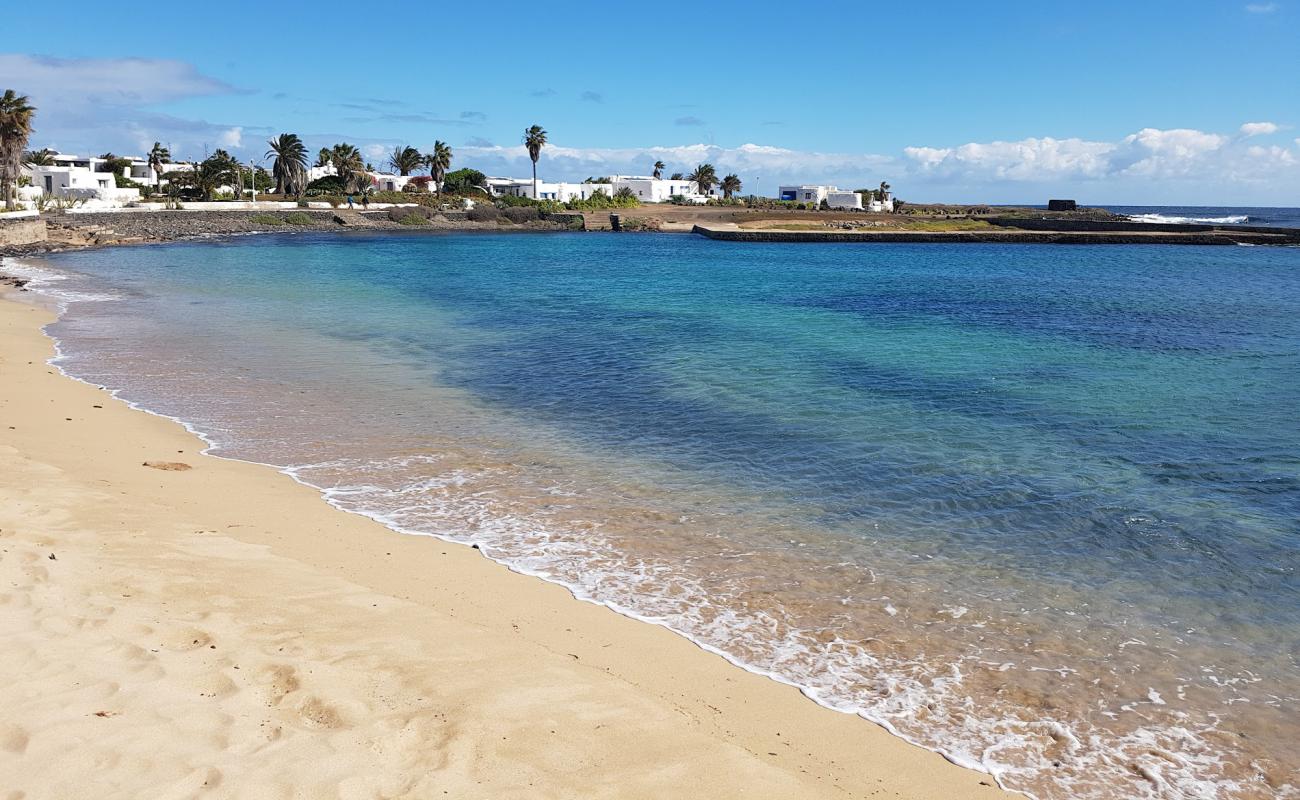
[1239,121,1279,137]
[2,53,246,159]
[899,123,1299,201]
[218,127,242,148]
[903,137,1114,180]
[1245,3,1277,12]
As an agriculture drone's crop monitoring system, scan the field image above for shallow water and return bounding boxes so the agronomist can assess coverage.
[17,231,1300,798]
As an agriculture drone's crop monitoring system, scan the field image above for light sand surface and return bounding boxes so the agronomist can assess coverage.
[0,293,1008,799]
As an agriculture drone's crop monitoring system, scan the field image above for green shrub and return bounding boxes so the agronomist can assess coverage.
[250,214,285,226]
[442,168,487,194]
[501,206,539,223]
[495,193,541,208]
[563,189,639,211]
[396,212,430,226]
[283,212,315,226]
[306,176,346,195]
[619,217,662,232]
[467,204,500,222]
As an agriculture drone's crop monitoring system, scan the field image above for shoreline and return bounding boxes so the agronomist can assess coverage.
[691,223,1300,245]
[0,286,1008,796]
[4,207,1298,260]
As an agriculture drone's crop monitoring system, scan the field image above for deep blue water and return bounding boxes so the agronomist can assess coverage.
[20,230,1300,799]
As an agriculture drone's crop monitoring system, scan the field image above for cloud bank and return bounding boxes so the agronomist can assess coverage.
[900,124,1296,199]
[1,53,248,155]
[454,124,1297,202]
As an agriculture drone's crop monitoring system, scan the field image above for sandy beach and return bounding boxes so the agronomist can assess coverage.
[0,292,1003,797]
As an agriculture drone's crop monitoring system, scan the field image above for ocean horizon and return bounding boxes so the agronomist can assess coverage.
[10,212,1299,799]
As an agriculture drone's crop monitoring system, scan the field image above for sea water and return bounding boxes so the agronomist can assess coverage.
[13,231,1300,799]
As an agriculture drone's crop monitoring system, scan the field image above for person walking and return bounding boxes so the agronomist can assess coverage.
[361,192,369,210]
[346,193,354,210]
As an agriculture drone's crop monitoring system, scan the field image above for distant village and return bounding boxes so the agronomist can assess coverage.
[10,148,893,213]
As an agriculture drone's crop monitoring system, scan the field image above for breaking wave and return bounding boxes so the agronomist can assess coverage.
[1127,213,1249,225]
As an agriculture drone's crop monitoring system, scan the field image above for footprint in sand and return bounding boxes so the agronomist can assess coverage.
[254,664,300,706]
[160,627,213,652]
[0,723,29,755]
[291,695,345,730]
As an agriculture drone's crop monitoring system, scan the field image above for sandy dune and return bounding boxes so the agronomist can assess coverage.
[0,295,1003,799]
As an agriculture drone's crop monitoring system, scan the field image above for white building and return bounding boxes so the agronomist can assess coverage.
[485,175,712,204]
[780,184,832,205]
[485,177,615,203]
[779,183,894,212]
[22,150,193,202]
[306,164,422,193]
[307,164,337,183]
[605,175,705,203]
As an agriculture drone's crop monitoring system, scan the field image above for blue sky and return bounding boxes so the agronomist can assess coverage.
[4,0,1298,203]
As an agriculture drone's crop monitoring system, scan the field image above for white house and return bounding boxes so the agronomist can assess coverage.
[22,150,194,203]
[307,164,337,183]
[486,175,713,204]
[606,175,705,203]
[779,183,894,212]
[22,156,138,205]
[306,164,422,193]
[485,177,615,203]
[779,184,831,205]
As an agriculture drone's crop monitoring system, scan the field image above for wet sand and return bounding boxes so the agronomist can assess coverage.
[0,293,1005,798]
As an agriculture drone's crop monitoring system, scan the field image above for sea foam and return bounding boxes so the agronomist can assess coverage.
[1127,213,1249,225]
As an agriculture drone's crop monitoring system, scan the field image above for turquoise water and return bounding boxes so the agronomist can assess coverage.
[18,232,1300,798]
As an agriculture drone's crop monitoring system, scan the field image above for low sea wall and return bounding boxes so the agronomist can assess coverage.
[0,218,47,247]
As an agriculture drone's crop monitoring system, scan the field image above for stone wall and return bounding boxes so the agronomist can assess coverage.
[0,219,47,247]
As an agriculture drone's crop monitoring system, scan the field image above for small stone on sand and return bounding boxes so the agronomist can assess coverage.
[143,461,193,471]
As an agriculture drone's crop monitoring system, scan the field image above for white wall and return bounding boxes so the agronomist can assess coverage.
[827,191,863,210]
[26,166,116,194]
[609,177,703,203]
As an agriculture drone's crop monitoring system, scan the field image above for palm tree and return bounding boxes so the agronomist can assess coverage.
[720,173,742,199]
[146,142,171,192]
[191,149,240,200]
[330,143,368,193]
[24,147,54,166]
[315,147,332,169]
[878,180,890,199]
[388,145,422,176]
[523,124,547,199]
[425,140,452,197]
[266,134,308,195]
[0,90,37,210]
[687,163,717,196]
[652,160,665,179]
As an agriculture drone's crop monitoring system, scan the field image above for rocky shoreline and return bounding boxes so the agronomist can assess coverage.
[0,208,574,257]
